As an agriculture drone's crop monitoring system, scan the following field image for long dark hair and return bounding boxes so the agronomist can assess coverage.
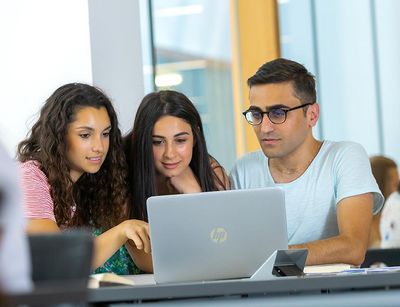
[17,83,128,229]
[124,90,226,221]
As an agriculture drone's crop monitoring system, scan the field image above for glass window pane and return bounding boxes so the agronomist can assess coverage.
[278,0,382,155]
[150,0,236,170]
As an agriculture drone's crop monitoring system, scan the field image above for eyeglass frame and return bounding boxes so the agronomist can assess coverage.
[242,102,315,125]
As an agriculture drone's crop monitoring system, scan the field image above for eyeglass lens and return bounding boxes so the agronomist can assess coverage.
[268,109,286,124]
[246,108,286,125]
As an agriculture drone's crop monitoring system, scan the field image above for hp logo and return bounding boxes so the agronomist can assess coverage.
[210,227,228,243]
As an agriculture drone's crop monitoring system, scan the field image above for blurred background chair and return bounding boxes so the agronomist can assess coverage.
[7,230,93,306]
[28,230,93,284]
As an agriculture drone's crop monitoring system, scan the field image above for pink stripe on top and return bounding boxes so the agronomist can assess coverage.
[19,160,56,222]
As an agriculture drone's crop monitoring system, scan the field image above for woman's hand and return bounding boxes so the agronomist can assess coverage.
[123,220,154,273]
[122,219,151,253]
[93,219,151,270]
[168,166,202,194]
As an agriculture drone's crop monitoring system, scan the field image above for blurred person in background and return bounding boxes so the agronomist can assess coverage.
[0,141,32,293]
[369,156,399,248]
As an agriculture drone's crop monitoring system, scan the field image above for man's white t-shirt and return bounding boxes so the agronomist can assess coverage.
[230,141,384,245]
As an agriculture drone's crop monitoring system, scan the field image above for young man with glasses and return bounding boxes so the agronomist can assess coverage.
[230,58,383,266]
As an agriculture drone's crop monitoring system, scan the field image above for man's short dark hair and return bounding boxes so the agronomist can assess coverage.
[247,58,316,105]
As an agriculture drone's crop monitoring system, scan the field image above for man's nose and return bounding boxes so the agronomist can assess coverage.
[259,114,275,133]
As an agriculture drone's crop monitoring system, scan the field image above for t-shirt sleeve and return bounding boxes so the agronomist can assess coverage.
[19,161,56,222]
[229,154,251,190]
[334,142,384,214]
[230,151,272,190]
[229,163,242,190]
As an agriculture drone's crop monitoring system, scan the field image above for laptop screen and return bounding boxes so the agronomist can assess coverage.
[147,187,287,283]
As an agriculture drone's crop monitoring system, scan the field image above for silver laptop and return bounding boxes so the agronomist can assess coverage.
[147,187,287,284]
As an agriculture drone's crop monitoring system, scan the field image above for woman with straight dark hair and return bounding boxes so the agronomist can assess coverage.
[124,90,229,222]
[18,83,152,274]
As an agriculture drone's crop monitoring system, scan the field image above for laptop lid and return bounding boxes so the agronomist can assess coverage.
[147,187,287,284]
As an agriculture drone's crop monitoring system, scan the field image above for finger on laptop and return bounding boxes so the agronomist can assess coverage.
[125,220,151,253]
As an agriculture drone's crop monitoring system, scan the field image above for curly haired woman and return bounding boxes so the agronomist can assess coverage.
[17,83,152,274]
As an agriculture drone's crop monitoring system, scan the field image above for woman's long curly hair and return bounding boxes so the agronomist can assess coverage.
[124,90,227,222]
[17,83,128,230]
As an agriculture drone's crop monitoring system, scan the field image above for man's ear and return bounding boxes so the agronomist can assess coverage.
[308,103,320,127]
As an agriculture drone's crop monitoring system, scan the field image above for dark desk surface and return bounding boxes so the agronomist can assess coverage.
[7,280,87,306]
[88,270,400,304]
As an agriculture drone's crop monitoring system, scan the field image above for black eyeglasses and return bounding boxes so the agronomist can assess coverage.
[242,103,314,125]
